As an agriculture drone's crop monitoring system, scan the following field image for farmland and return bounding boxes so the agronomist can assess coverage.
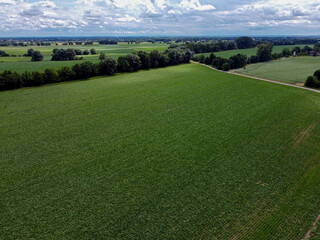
[0,42,169,73]
[196,45,312,59]
[237,57,320,84]
[1,63,320,239]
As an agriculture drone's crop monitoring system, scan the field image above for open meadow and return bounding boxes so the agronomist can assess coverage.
[1,63,320,239]
[0,43,169,73]
[237,57,320,84]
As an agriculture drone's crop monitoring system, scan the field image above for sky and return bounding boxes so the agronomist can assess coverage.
[1,0,320,37]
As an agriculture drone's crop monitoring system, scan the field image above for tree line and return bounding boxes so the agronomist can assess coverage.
[193,44,317,71]
[0,48,193,91]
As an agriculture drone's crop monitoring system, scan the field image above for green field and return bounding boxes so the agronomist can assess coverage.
[0,43,169,73]
[1,64,320,239]
[237,57,320,84]
[196,45,312,59]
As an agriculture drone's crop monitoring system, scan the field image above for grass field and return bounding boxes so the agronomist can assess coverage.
[1,64,320,239]
[0,43,169,73]
[237,57,320,84]
[196,45,312,59]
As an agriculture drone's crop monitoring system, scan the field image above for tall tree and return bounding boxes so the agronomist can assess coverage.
[235,37,255,49]
[257,43,274,62]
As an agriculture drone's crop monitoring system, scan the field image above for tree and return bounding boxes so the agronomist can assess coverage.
[137,51,151,70]
[83,50,90,55]
[0,50,9,57]
[235,37,255,49]
[282,48,291,57]
[212,57,227,70]
[58,67,75,82]
[51,49,75,61]
[158,54,170,67]
[31,51,43,61]
[75,49,82,55]
[43,69,59,83]
[27,48,34,56]
[126,54,141,72]
[313,70,320,80]
[168,49,183,65]
[99,52,106,61]
[229,54,247,69]
[305,76,320,88]
[150,50,161,68]
[222,62,231,71]
[31,71,44,85]
[198,55,206,63]
[257,43,273,62]
[90,48,97,55]
[73,62,98,79]
[21,71,34,87]
[0,70,22,90]
[303,46,312,52]
[100,57,117,75]
[117,56,130,72]
[292,47,301,55]
[209,53,216,63]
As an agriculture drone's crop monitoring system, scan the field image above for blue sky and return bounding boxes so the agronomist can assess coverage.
[1,0,320,37]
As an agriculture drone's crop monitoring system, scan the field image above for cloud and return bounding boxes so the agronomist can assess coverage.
[179,0,215,11]
[1,0,320,36]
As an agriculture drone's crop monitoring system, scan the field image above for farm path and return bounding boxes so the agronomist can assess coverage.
[191,61,320,94]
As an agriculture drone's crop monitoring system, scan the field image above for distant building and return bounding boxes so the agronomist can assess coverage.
[309,51,320,56]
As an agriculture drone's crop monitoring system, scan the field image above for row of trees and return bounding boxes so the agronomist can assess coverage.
[0,49,193,91]
[193,53,247,71]
[193,43,275,71]
[305,70,320,89]
[185,37,255,54]
[51,48,96,61]
[186,41,236,54]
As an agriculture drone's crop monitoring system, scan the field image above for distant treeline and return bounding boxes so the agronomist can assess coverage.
[0,48,193,91]
[184,37,320,54]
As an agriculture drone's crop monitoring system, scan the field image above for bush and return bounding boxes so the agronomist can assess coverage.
[222,62,231,71]
[83,50,90,55]
[90,48,97,55]
[305,76,320,88]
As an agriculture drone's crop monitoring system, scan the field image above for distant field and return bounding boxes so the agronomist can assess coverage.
[237,57,320,84]
[0,43,169,73]
[1,64,320,239]
[196,45,312,59]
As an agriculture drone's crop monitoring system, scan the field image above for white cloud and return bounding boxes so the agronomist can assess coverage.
[1,0,320,36]
[179,0,215,11]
